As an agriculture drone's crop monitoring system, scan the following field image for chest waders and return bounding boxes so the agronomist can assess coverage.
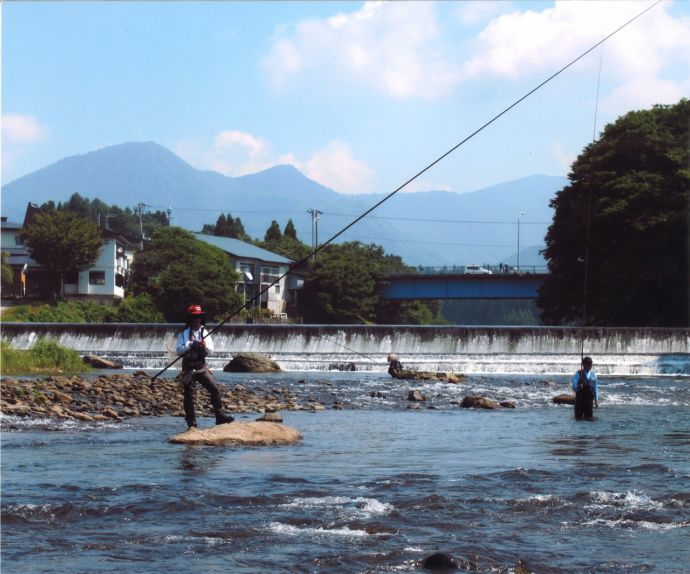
[574,370,595,420]
[181,328,234,428]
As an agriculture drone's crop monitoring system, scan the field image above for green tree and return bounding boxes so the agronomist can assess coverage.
[201,212,250,241]
[1,251,13,289]
[539,99,690,326]
[299,242,442,324]
[129,227,241,322]
[264,220,282,242]
[44,193,170,246]
[284,219,297,239]
[20,211,104,298]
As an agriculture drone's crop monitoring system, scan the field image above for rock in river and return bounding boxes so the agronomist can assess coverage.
[83,355,123,369]
[552,393,575,405]
[223,352,282,373]
[168,421,301,446]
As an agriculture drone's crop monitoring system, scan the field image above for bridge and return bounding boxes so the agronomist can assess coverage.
[382,265,548,300]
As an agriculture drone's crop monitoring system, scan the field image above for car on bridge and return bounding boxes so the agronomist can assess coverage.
[465,264,492,275]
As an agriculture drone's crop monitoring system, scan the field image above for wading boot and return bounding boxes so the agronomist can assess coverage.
[186,418,198,430]
[215,413,235,425]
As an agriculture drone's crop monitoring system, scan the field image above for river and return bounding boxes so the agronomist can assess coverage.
[1,370,689,573]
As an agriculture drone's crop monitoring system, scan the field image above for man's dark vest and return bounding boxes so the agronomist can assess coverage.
[181,327,208,371]
[577,370,594,397]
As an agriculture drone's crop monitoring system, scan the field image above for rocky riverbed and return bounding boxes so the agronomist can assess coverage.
[0,372,325,423]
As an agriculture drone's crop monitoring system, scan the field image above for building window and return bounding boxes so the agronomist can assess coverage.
[89,271,106,285]
[261,265,280,283]
[275,285,281,294]
[115,274,125,287]
[14,234,24,246]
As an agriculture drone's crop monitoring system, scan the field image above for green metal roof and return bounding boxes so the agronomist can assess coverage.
[194,233,292,264]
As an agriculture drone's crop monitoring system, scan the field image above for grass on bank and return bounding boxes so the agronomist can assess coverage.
[0,339,90,376]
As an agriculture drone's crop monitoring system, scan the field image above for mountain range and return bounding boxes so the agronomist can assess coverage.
[1,141,567,266]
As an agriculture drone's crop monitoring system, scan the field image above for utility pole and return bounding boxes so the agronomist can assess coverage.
[136,202,148,250]
[517,211,525,273]
[307,208,322,260]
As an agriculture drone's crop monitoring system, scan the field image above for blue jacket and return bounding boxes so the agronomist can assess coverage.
[571,369,598,401]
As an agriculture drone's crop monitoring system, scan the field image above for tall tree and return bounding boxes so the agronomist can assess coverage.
[20,211,104,298]
[129,227,241,322]
[264,220,282,242]
[43,193,170,246]
[201,212,250,241]
[284,219,297,239]
[539,99,690,326]
[299,241,442,324]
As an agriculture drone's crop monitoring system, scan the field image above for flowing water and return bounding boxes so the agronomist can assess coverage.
[2,324,689,375]
[2,371,689,573]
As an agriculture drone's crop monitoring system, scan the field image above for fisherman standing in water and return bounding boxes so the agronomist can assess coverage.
[572,356,599,420]
[176,304,234,429]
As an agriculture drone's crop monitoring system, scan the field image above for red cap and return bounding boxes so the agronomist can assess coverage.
[187,304,204,315]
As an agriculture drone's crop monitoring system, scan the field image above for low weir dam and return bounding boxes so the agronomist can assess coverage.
[2,324,689,376]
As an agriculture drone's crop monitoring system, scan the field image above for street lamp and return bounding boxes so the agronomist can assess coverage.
[517,211,525,273]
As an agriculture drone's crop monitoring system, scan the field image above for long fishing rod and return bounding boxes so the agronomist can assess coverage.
[580,46,605,361]
[151,1,661,380]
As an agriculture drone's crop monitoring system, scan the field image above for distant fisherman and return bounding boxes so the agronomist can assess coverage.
[176,304,234,429]
[387,353,403,376]
[572,356,599,420]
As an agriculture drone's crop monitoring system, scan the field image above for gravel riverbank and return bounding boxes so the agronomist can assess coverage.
[0,372,326,423]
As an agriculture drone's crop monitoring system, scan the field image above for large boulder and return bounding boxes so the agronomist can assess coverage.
[552,393,575,405]
[83,355,123,369]
[461,395,499,409]
[393,369,464,383]
[168,421,301,446]
[223,353,281,373]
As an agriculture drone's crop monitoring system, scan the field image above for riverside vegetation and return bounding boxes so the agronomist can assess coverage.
[0,339,89,375]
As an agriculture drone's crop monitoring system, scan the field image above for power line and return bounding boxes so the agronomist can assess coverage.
[152,1,661,380]
[148,203,550,225]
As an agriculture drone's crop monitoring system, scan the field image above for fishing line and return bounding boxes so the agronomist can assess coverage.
[580,46,605,360]
[151,1,661,380]
[315,336,378,363]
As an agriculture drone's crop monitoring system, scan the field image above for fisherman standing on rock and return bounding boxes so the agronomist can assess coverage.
[572,356,599,420]
[176,304,234,429]
[387,353,403,376]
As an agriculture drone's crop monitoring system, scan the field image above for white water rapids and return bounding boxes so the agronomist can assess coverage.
[2,323,688,376]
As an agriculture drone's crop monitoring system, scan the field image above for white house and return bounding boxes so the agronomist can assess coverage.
[62,229,135,303]
[194,233,302,317]
[1,206,135,303]
[1,217,30,297]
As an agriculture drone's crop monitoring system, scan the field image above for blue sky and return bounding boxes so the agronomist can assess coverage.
[2,1,689,195]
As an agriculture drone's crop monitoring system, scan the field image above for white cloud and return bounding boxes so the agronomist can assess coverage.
[462,2,690,95]
[602,75,687,115]
[175,130,272,176]
[551,141,576,173]
[2,113,47,144]
[174,133,376,194]
[262,1,462,100]
[1,113,48,179]
[295,140,376,195]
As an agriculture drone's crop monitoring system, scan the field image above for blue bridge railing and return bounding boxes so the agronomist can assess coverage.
[390,265,549,276]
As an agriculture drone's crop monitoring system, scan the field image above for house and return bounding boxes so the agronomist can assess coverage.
[61,229,136,304]
[1,217,31,297]
[194,233,303,317]
[0,205,135,303]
